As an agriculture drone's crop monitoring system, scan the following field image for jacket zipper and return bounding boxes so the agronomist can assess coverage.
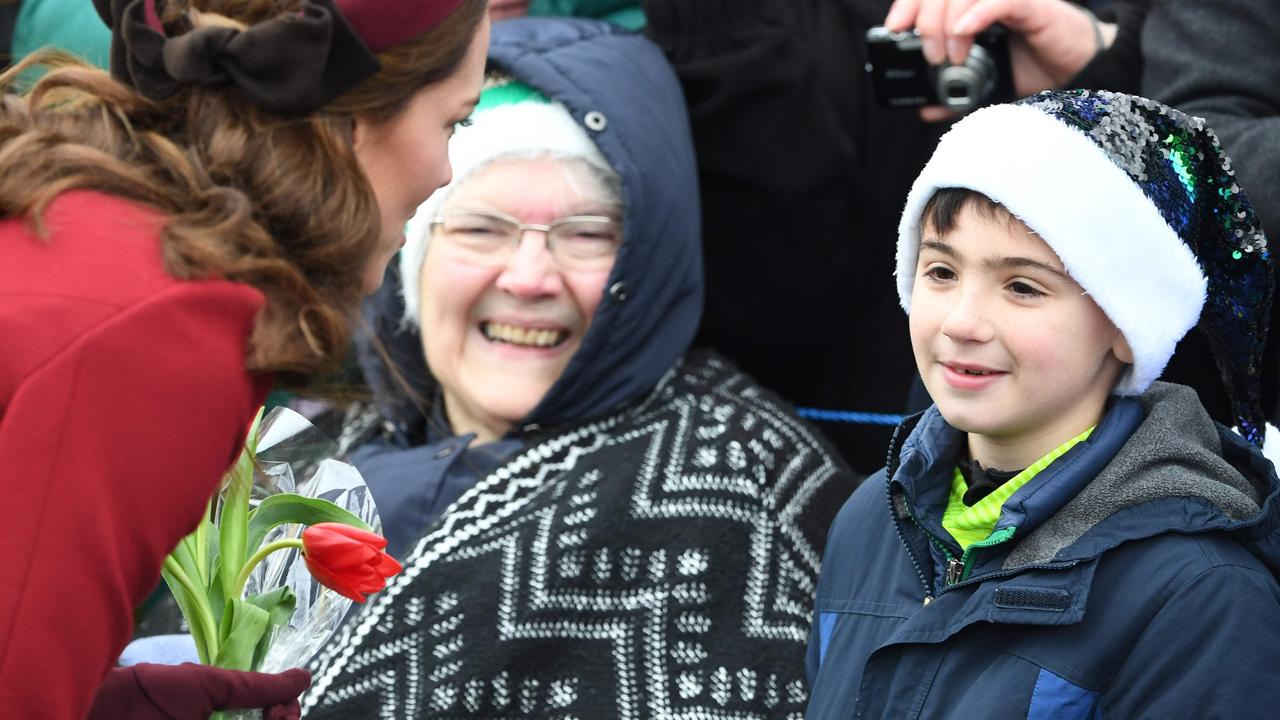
[955,526,1017,582]
[944,558,964,585]
[932,529,1079,595]
[884,416,1071,598]
[884,416,935,604]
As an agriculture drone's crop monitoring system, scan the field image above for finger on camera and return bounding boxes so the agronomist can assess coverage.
[945,35,976,65]
[914,0,951,64]
[919,105,960,123]
[954,0,1045,36]
[944,0,981,60]
[884,0,922,32]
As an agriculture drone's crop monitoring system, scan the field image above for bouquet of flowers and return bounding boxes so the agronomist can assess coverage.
[161,406,399,717]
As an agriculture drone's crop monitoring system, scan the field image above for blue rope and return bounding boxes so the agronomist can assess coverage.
[797,407,906,426]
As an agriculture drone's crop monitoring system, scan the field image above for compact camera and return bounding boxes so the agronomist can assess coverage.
[864,25,1014,114]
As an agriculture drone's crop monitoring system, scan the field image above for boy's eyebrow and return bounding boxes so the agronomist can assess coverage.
[983,256,1071,281]
[920,239,958,257]
[920,239,1071,281]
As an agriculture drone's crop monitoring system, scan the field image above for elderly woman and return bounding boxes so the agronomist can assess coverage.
[304,18,856,719]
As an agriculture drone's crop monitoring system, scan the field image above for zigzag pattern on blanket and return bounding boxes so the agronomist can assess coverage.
[303,354,849,719]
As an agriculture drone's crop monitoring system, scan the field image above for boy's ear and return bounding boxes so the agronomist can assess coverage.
[1112,332,1135,365]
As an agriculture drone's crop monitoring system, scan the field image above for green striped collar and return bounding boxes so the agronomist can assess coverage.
[942,425,1096,551]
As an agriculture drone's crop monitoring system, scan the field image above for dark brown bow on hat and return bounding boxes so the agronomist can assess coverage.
[93,0,381,117]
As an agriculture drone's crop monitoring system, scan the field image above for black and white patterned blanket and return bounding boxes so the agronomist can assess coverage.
[303,354,855,719]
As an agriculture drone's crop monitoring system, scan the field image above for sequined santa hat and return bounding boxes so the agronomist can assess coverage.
[896,89,1274,453]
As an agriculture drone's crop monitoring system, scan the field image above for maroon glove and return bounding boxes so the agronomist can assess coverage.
[88,663,311,720]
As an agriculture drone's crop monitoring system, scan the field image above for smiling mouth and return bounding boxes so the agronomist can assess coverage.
[481,321,569,349]
[942,362,1008,376]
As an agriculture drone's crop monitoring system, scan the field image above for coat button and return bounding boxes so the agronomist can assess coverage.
[584,111,608,132]
[609,281,628,302]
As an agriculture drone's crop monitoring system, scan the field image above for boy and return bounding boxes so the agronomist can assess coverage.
[805,90,1280,719]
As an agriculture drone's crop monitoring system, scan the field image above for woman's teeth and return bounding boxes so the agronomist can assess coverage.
[957,368,993,375]
[482,321,567,348]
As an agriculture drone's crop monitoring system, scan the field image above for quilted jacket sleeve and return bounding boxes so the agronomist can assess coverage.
[0,280,267,720]
[1102,562,1280,718]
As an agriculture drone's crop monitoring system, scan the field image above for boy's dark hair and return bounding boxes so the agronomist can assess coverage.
[920,187,1020,235]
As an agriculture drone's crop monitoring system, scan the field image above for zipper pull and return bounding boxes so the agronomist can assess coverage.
[922,595,933,606]
[945,558,964,586]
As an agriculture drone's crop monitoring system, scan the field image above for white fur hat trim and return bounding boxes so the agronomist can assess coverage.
[896,103,1208,395]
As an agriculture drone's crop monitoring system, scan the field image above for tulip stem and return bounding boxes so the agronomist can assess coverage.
[163,555,219,663]
[232,538,305,600]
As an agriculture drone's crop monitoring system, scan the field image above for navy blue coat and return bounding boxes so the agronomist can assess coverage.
[806,383,1280,719]
[347,18,703,561]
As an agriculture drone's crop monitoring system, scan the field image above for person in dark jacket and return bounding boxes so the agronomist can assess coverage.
[303,18,856,718]
[638,0,948,472]
[806,89,1280,718]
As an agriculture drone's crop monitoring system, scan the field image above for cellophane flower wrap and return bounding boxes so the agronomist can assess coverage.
[161,406,398,717]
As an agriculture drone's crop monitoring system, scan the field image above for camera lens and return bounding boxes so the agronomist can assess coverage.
[935,44,997,114]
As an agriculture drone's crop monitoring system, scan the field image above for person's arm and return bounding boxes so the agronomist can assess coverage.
[1068,0,1148,92]
[89,664,309,720]
[0,280,268,720]
[1102,563,1280,717]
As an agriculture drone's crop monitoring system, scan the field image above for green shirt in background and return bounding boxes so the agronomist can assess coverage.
[528,0,645,30]
[12,0,110,68]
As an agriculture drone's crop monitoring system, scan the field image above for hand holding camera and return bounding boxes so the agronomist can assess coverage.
[874,0,1115,121]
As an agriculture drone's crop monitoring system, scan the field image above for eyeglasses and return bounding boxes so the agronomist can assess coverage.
[430,208,622,271]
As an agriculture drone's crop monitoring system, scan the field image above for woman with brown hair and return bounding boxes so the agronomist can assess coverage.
[0,0,489,717]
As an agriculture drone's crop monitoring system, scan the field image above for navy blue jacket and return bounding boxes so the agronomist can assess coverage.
[806,383,1280,719]
[347,19,703,560]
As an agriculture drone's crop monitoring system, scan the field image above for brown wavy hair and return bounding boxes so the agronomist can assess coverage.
[0,0,487,386]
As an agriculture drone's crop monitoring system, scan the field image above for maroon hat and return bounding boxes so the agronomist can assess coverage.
[336,0,466,54]
[93,0,470,117]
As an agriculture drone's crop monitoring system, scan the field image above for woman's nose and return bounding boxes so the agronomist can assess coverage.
[494,229,562,297]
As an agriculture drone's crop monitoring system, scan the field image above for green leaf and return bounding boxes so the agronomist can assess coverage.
[192,498,214,586]
[163,528,216,664]
[168,535,204,591]
[207,566,226,627]
[160,564,213,666]
[244,406,266,457]
[215,597,271,672]
[218,407,265,600]
[246,586,297,671]
[246,493,373,553]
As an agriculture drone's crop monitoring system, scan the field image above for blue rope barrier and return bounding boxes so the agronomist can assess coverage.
[796,408,906,426]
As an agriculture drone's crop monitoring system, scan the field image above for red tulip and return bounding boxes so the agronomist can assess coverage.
[300,523,403,603]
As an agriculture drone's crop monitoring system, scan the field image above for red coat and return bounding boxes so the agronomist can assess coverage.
[0,191,269,718]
